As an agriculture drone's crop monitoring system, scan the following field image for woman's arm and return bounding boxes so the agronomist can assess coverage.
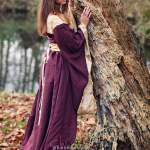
[68,1,88,44]
[51,15,86,53]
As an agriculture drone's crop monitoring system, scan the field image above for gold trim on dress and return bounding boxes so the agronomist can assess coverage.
[49,43,61,52]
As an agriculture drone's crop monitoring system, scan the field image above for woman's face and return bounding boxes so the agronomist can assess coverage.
[55,0,66,5]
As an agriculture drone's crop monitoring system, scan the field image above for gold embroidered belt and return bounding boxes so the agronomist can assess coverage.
[49,43,61,51]
[42,43,61,63]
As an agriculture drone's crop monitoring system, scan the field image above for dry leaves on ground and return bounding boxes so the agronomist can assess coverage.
[0,91,98,149]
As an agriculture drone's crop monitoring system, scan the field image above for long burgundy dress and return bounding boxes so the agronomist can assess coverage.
[19,14,89,150]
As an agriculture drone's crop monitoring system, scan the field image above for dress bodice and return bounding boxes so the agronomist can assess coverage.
[46,5,75,44]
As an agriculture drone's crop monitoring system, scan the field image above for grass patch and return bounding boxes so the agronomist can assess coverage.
[22,125,27,129]
[11,120,16,123]
[13,104,19,107]
[17,120,26,126]
[1,126,11,131]
[4,114,10,117]
[29,92,36,95]
[0,100,7,104]
[0,118,7,122]
[8,144,13,148]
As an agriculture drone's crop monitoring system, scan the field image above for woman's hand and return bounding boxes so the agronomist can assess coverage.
[80,6,91,27]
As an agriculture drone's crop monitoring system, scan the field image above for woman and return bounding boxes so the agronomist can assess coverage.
[20,0,91,149]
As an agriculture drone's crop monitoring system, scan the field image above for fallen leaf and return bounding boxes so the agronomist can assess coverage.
[0,143,8,147]
[0,114,4,120]
[16,106,28,115]
[15,134,24,141]
[86,118,96,125]
[4,96,8,99]
[85,127,91,131]
[10,122,17,128]
[9,113,16,118]
[5,131,14,139]
[12,93,20,99]
[16,115,24,122]
[0,135,3,143]
[13,140,19,146]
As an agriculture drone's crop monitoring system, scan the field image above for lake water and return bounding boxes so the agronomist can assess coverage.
[0,14,150,93]
[0,14,48,93]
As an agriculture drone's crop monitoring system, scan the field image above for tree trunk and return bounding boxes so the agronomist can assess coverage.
[72,0,150,149]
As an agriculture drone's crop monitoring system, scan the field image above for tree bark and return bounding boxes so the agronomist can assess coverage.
[72,0,150,149]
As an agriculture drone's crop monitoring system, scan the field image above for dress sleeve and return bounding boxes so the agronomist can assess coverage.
[52,15,87,53]
[52,15,89,113]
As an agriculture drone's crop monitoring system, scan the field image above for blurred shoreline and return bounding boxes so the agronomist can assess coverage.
[0,0,38,15]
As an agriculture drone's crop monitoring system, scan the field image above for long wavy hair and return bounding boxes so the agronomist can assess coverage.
[38,0,70,37]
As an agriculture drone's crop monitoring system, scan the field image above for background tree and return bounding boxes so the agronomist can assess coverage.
[72,0,150,149]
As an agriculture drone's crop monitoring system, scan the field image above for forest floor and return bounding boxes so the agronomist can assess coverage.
[0,91,97,150]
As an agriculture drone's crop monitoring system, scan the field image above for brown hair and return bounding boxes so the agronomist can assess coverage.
[38,0,71,37]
